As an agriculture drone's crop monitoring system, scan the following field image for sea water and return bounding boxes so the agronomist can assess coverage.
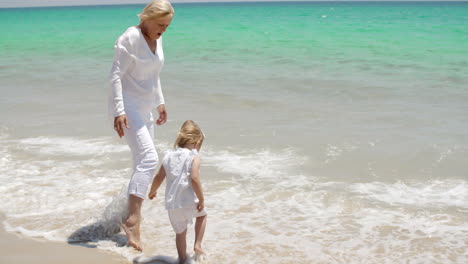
[0,2,467,263]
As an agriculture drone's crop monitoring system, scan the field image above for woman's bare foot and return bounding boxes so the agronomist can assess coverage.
[121,220,142,251]
[123,194,143,251]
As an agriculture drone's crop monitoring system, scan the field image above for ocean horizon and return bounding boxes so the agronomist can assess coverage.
[2,1,468,9]
[0,1,467,263]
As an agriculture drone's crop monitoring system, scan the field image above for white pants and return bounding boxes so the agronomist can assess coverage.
[125,111,158,199]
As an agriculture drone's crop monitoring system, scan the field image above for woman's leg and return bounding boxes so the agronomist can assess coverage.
[123,114,158,251]
[122,194,143,251]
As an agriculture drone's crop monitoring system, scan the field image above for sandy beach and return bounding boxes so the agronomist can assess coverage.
[0,215,127,264]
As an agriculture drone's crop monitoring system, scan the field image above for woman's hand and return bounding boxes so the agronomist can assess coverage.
[114,114,129,138]
[156,104,167,125]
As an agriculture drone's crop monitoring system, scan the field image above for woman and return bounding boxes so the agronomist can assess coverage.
[108,0,174,251]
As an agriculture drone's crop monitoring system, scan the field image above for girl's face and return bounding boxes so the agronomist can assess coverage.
[142,15,172,40]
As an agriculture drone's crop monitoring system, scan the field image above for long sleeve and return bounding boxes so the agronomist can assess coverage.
[155,37,165,107]
[155,78,165,106]
[108,40,133,117]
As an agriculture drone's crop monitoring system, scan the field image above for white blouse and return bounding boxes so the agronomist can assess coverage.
[108,26,165,119]
[163,148,200,210]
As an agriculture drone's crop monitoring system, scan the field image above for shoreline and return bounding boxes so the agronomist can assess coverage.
[0,215,128,264]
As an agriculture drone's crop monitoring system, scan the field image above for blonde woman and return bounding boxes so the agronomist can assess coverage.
[149,120,207,263]
[108,0,174,251]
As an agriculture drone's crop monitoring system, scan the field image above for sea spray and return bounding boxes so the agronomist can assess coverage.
[68,185,128,243]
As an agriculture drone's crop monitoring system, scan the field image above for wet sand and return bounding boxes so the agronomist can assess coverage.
[0,215,127,264]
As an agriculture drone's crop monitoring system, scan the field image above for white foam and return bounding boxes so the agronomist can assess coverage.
[202,146,307,180]
[0,135,467,263]
[4,224,63,242]
[17,136,128,156]
[350,180,468,209]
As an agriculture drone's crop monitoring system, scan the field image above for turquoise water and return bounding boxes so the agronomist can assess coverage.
[0,2,467,263]
[1,2,467,76]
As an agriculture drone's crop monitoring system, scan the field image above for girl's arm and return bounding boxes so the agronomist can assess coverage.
[190,156,205,211]
[148,166,166,200]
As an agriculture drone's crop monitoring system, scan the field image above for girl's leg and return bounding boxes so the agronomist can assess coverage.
[194,215,207,254]
[176,230,188,264]
[122,194,143,251]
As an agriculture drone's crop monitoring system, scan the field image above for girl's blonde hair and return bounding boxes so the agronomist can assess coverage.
[138,0,174,21]
[174,120,205,149]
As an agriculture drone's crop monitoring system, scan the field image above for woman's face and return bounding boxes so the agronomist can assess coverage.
[142,15,173,40]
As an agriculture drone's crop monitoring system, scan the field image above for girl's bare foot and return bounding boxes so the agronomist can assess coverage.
[194,245,205,255]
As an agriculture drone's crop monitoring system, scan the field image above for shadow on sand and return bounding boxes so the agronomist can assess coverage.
[67,219,126,248]
[133,254,202,264]
[67,186,129,248]
[133,255,177,264]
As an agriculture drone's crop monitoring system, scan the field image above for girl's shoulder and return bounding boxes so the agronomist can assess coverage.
[164,148,199,158]
[188,149,200,166]
[190,149,199,160]
[184,148,200,159]
[162,148,175,161]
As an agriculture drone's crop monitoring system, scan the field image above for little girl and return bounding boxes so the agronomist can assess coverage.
[148,120,207,264]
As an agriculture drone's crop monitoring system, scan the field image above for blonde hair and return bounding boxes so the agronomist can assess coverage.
[138,0,174,21]
[174,120,205,149]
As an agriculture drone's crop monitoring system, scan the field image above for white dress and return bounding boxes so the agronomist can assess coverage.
[163,148,200,210]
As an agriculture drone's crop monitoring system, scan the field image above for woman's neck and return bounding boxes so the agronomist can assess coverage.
[138,24,152,41]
